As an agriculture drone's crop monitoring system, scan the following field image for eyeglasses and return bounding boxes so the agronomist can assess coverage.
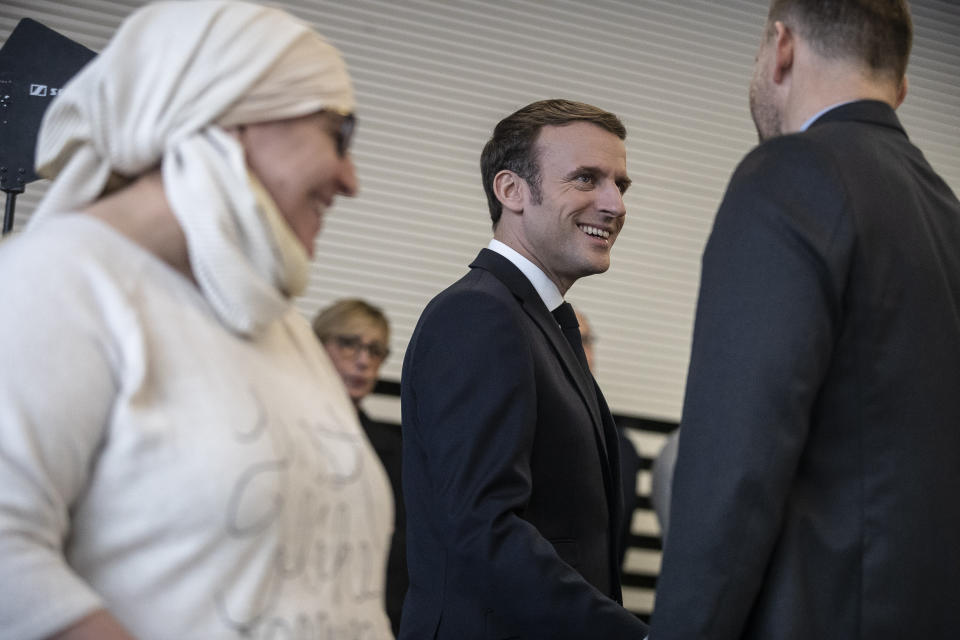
[327,334,389,362]
[326,111,355,158]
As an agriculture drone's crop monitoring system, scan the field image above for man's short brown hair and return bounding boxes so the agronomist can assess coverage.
[480,99,626,228]
[767,0,912,80]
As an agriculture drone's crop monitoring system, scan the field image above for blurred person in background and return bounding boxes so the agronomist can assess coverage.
[313,298,407,636]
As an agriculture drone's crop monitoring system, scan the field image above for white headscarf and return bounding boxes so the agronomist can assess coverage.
[32,0,355,336]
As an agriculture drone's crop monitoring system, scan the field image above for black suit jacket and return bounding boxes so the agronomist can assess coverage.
[358,409,407,637]
[652,101,960,639]
[399,249,648,639]
[616,427,641,566]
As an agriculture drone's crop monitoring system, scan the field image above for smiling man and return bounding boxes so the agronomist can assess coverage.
[399,99,648,639]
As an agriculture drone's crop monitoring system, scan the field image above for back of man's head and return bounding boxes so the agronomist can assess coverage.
[767,0,912,81]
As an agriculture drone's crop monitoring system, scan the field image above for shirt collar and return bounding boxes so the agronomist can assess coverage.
[487,239,564,311]
[800,100,857,131]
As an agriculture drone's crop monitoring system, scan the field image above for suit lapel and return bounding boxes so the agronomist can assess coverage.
[471,248,624,595]
[469,249,607,459]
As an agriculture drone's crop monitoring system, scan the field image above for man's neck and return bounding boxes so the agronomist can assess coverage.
[784,65,903,134]
[493,225,573,296]
[487,239,565,311]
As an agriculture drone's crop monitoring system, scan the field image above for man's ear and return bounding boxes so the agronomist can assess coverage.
[493,169,525,215]
[772,20,795,85]
[895,74,909,108]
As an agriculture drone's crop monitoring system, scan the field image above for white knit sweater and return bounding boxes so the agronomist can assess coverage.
[0,216,393,640]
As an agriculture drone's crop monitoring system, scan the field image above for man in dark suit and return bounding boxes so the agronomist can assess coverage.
[400,100,649,639]
[651,1,960,638]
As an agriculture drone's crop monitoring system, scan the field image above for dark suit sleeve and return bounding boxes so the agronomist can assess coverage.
[650,137,854,639]
[405,283,646,638]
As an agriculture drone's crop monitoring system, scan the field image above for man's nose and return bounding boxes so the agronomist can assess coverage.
[598,181,626,217]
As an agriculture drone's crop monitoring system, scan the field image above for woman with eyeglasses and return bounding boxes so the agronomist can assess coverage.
[0,3,393,639]
[313,299,392,407]
[313,298,408,637]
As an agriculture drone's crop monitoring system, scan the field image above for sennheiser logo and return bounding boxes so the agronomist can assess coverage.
[29,84,60,97]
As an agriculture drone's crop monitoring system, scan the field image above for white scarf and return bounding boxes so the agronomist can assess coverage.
[31,0,354,336]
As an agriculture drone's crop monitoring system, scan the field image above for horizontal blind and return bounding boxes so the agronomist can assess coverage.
[2,0,959,620]
[3,0,957,421]
[289,0,767,423]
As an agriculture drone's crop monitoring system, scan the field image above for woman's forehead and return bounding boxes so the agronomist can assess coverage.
[338,315,387,338]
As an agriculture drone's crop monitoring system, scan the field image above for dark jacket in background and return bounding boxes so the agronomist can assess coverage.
[359,409,407,637]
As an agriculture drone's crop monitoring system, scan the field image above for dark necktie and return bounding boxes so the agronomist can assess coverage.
[552,301,590,375]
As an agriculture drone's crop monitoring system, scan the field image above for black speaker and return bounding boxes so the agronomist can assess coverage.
[0,18,95,233]
[0,18,96,189]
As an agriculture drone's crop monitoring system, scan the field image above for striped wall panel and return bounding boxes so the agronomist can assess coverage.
[3,0,959,624]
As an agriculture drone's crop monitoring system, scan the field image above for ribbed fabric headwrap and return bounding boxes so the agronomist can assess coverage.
[30,0,355,336]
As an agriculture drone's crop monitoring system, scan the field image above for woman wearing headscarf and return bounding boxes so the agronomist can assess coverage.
[0,2,393,639]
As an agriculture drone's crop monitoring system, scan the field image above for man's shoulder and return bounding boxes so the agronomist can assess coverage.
[421,262,518,319]
[741,131,836,175]
[726,131,852,211]
[402,261,533,393]
[406,260,530,356]
[740,110,906,182]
